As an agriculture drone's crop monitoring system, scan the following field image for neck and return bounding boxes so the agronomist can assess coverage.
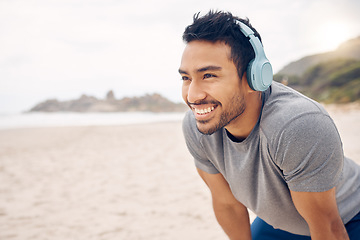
[225,91,262,141]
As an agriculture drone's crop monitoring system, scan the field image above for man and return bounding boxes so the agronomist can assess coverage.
[179,10,360,239]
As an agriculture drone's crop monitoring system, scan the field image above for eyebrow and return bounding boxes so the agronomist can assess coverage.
[178,65,222,75]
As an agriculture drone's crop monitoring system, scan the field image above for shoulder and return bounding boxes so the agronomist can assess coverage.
[260,81,332,140]
[182,109,225,153]
[182,110,222,174]
[182,110,196,135]
[182,110,202,142]
[259,82,342,164]
[259,83,344,187]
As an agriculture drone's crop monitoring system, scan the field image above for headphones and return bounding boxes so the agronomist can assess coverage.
[236,21,273,91]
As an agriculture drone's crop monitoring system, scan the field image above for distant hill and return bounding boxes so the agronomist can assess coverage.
[287,59,360,103]
[278,36,360,76]
[274,36,360,103]
[29,91,188,113]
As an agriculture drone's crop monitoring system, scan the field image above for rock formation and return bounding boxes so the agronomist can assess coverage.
[29,91,187,113]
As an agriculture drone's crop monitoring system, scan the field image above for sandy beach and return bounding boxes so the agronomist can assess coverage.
[0,105,359,240]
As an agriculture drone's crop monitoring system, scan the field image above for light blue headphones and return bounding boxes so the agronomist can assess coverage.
[237,21,273,91]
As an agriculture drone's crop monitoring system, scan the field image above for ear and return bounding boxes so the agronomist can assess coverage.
[241,73,256,93]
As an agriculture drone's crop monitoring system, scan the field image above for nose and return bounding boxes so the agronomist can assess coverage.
[186,80,207,104]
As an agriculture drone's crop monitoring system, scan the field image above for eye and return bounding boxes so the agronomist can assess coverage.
[181,75,191,81]
[203,73,216,79]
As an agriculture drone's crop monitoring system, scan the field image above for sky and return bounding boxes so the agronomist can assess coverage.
[1,0,359,113]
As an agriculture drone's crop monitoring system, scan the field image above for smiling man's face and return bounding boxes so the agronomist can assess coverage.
[179,40,247,135]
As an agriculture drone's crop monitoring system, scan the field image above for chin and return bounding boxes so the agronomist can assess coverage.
[196,122,220,135]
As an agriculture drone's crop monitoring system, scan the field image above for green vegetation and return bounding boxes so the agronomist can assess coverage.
[275,36,360,103]
[274,59,360,103]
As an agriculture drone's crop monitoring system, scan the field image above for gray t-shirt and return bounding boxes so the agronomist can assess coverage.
[182,81,360,236]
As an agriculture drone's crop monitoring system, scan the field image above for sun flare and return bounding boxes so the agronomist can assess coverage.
[317,21,353,51]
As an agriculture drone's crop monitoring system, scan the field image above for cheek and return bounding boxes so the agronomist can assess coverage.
[181,84,189,102]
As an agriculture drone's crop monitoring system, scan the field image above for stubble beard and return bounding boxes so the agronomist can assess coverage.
[196,94,246,135]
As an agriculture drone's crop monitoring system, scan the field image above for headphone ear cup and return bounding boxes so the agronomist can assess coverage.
[247,58,273,91]
[246,59,256,91]
[259,60,273,90]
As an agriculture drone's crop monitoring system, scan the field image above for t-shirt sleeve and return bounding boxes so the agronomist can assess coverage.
[274,113,343,192]
[182,111,220,174]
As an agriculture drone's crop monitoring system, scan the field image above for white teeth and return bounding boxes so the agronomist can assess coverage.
[194,106,215,115]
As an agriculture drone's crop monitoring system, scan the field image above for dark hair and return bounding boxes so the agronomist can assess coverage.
[182,10,262,80]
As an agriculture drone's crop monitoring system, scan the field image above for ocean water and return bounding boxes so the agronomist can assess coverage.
[0,112,187,129]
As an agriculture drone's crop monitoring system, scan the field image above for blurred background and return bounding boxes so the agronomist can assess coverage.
[0,1,359,239]
[1,0,359,114]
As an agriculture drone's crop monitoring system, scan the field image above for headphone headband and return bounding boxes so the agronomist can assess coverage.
[236,20,273,91]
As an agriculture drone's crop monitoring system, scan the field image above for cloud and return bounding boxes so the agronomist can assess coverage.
[1,0,359,113]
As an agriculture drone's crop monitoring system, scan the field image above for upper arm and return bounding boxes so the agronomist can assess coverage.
[290,187,340,224]
[197,168,251,239]
[290,187,348,239]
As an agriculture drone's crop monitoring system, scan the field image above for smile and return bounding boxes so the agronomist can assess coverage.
[193,106,215,115]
